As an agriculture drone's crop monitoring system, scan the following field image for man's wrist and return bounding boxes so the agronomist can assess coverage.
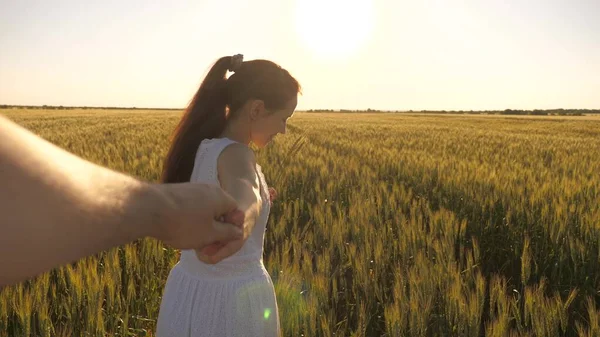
[126,182,174,243]
[101,178,167,244]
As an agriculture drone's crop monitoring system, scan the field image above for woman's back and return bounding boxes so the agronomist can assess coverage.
[156,138,279,337]
[179,137,271,277]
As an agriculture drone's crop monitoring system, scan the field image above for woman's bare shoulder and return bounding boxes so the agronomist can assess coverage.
[217,143,257,183]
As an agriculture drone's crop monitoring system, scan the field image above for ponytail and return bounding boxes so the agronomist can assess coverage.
[161,56,232,183]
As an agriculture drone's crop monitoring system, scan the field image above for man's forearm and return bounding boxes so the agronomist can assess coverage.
[0,115,159,287]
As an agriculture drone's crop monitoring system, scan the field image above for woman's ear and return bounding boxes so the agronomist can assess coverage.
[249,100,266,121]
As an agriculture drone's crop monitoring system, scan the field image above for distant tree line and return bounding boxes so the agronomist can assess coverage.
[305,108,599,116]
[0,105,180,111]
[2,105,598,116]
[306,108,385,113]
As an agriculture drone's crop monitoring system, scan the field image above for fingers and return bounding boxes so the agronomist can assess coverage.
[268,187,277,200]
[199,210,244,256]
[199,241,226,256]
[195,221,243,264]
[197,215,246,263]
[195,249,217,264]
[203,240,241,264]
[208,220,243,244]
[211,186,245,229]
[211,187,239,216]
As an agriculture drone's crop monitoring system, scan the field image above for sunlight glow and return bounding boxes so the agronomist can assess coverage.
[294,0,374,60]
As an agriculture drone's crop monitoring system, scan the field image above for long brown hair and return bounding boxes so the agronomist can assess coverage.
[161,56,301,183]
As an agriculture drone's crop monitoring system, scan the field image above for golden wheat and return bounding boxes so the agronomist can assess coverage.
[1,109,599,336]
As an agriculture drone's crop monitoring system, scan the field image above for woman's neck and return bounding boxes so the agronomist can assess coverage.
[220,119,251,145]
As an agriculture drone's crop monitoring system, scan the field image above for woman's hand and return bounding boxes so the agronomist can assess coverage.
[268,187,277,206]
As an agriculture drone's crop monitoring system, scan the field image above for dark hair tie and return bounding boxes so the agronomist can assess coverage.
[229,54,244,72]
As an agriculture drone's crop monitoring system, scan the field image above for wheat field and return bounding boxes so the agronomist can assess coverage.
[1,109,599,336]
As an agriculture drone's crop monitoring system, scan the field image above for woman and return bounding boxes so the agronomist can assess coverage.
[156,54,300,336]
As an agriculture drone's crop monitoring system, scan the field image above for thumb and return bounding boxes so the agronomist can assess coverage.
[221,209,245,228]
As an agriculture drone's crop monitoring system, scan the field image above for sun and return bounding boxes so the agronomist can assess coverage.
[294,0,374,60]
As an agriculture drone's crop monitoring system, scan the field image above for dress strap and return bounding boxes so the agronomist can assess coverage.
[190,138,239,184]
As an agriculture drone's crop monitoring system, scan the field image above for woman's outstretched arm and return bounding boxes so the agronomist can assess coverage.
[195,143,263,264]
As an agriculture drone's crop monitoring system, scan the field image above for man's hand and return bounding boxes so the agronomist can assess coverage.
[149,183,246,251]
[0,114,248,286]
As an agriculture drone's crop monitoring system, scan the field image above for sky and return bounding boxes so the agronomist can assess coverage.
[1,0,598,111]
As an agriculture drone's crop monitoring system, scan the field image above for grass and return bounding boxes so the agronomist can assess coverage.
[1,108,599,336]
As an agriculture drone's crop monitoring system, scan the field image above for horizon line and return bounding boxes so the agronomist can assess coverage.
[1,104,599,113]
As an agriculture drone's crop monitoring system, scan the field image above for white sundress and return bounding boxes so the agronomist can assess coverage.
[156,137,279,337]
